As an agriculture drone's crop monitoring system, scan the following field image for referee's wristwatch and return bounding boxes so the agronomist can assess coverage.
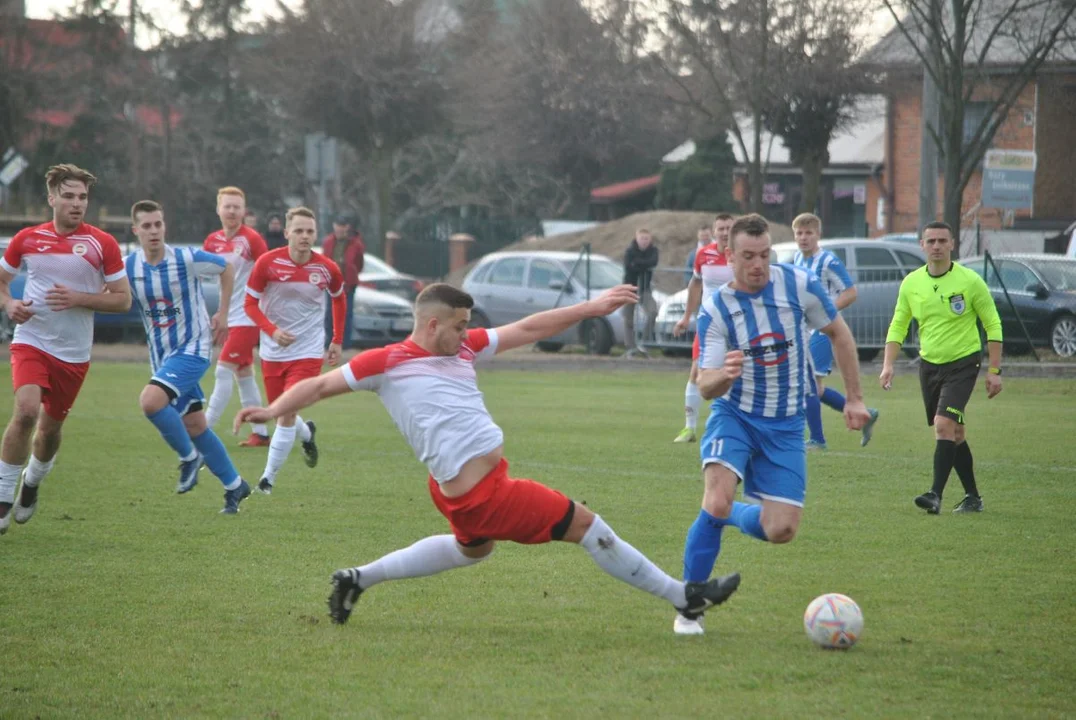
[988,367,1002,375]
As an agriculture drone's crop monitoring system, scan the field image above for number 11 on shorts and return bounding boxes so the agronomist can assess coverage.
[710,438,724,457]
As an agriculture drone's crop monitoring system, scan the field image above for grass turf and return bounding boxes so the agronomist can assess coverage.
[0,364,1073,718]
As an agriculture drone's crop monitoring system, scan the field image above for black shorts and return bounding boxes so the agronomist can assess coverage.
[919,352,981,426]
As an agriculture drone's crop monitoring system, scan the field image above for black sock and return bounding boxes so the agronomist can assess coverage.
[932,439,957,497]
[953,441,979,498]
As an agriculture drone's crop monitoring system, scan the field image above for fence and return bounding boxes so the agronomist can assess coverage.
[392,215,542,280]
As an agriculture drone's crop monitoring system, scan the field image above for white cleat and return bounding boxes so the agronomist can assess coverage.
[13,470,38,524]
[673,613,705,635]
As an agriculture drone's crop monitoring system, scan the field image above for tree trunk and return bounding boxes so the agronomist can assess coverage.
[749,108,763,212]
[799,150,825,213]
[943,91,965,257]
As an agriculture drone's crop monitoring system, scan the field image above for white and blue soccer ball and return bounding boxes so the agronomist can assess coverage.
[804,593,863,649]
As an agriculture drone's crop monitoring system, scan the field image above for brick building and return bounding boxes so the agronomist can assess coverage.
[866,9,1076,237]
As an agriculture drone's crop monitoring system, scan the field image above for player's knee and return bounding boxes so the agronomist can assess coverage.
[561,502,595,543]
[954,425,966,443]
[458,539,495,561]
[183,412,207,438]
[934,417,958,440]
[765,523,797,544]
[10,401,38,432]
[702,493,733,520]
[139,385,170,416]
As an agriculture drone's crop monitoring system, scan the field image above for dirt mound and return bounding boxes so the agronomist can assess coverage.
[448,210,792,293]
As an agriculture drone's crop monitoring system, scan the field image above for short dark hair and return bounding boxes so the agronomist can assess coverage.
[699,224,712,232]
[921,221,954,238]
[415,283,474,311]
[131,199,163,222]
[45,164,96,195]
[714,212,735,222]
[729,213,769,249]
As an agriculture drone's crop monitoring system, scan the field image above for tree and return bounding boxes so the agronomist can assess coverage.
[655,133,736,211]
[875,0,1076,245]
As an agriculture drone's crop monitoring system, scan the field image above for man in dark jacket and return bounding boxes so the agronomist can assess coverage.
[623,228,659,356]
[264,213,287,250]
[321,213,366,349]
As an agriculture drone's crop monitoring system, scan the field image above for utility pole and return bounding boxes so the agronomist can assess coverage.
[917,4,941,233]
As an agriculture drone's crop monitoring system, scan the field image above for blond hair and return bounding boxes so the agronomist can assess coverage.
[285,206,316,227]
[45,164,96,195]
[792,213,822,234]
[216,186,246,202]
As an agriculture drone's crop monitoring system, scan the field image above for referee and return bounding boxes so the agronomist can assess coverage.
[880,221,1003,514]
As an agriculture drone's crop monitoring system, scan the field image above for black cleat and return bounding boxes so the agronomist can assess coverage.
[257,478,273,495]
[915,491,941,515]
[221,479,252,514]
[301,420,318,468]
[328,568,364,625]
[680,572,741,620]
[952,494,983,513]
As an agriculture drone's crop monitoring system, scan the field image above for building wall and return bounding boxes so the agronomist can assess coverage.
[885,76,1067,234]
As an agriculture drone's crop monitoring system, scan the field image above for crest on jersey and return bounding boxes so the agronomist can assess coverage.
[949,294,965,315]
[72,242,88,256]
[309,272,322,285]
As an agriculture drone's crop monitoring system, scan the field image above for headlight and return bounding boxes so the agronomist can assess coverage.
[353,302,374,316]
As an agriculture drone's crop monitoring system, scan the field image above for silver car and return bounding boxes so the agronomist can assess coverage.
[653,239,926,361]
[462,250,666,354]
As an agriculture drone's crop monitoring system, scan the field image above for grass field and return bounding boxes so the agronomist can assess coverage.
[1,363,1074,718]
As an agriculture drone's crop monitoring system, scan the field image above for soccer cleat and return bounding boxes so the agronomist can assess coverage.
[13,470,38,524]
[680,572,741,620]
[673,613,705,636]
[861,408,880,447]
[914,491,941,515]
[0,503,12,535]
[805,440,828,452]
[176,454,202,494]
[257,477,273,495]
[238,432,271,448]
[220,479,252,514]
[328,568,364,625]
[301,420,319,468]
[952,494,983,513]
[673,427,696,444]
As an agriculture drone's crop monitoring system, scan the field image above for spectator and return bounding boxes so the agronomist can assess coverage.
[685,225,712,284]
[623,228,659,358]
[243,210,258,229]
[264,213,287,250]
[322,212,366,349]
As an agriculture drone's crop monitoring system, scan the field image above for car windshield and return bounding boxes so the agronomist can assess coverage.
[568,257,624,289]
[1032,260,1076,292]
[363,254,397,276]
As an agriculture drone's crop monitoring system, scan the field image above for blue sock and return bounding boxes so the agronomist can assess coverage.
[729,502,769,541]
[682,509,728,582]
[821,387,846,412]
[147,406,194,460]
[805,393,826,444]
[191,429,241,489]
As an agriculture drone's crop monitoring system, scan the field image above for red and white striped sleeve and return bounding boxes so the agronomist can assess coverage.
[465,328,499,361]
[342,347,391,392]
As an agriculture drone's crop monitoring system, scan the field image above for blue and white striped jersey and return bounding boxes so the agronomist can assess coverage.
[792,249,854,305]
[698,264,838,418]
[126,245,227,372]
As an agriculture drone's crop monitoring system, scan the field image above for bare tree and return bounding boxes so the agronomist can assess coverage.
[874,0,1076,243]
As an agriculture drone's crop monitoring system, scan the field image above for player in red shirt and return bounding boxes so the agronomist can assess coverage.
[202,187,272,447]
[672,212,735,443]
[0,164,132,534]
[236,283,740,627]
[243,207,346,494]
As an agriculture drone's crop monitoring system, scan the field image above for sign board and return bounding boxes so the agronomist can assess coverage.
[0,151,29,187]
[762,182,785,205]
[304,133,337,182]
[853,184,866,205]
[981,149,1036,210]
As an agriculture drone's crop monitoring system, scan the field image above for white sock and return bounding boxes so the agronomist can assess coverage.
[685,381,701,431]
[295,415,311,443]
[579,515,687,608]
[236,374,268,436]
[355,535,486,590]
[24,454,55,488]
[205,364,234,429]
[0,460,22,504]
[261,424,296,484]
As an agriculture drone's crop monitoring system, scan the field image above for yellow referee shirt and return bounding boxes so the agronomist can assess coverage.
[886,261,1003,364]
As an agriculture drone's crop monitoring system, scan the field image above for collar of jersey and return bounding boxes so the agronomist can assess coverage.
[926,261,955,279]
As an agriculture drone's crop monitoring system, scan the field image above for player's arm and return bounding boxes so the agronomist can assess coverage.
[48,275,132,313]
[881,278,914,389]
[216,263,235,324]
[971,274,1004,397]
[326,262,347,365]
[820,315,864,403]
[806,271,868,429]
[0,237,33,322]
[233,367,351,432]
[676,277,703,333]
[694,306,739,400]
[835,286,857,311]
[828,259,857,311]
[493,284,638,353]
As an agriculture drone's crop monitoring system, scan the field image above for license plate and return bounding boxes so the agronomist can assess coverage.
[391,318,413,332]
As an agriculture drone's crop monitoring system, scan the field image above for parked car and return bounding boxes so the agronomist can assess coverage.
[358,253,425,301]
[653,239,927,362]
[462,250,667,354]
[963,254,1076,357]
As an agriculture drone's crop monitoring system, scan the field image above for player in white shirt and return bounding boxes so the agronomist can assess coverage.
[243,207,345,494]
[672,213,735,442]
[0,165,132,534]
[236,283,742,627]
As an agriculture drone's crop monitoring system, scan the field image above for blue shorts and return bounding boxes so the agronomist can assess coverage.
[809,331,834,377]
[151,354,210,416]
[700,400,807,507]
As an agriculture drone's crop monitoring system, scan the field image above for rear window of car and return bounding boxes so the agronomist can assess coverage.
[855,247,902,282]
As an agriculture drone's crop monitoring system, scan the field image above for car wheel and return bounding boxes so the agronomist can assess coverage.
[469,310,491,329]
[582,319,613,355]
[535,341,563,353]
[1051,314,1076,357]
[857,348,879,363]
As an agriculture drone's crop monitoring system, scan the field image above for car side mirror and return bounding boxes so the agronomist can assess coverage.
[1027,282,1048,299]
[549,280,571,293]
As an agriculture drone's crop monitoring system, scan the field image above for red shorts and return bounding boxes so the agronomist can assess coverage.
[428,458,574,546]
[10,344,90,421]
[220,326,260,368]
[262,358,323,403]
[692,334,700,361]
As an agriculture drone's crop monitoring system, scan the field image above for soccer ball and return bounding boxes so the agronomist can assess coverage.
[803,593,863,649]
